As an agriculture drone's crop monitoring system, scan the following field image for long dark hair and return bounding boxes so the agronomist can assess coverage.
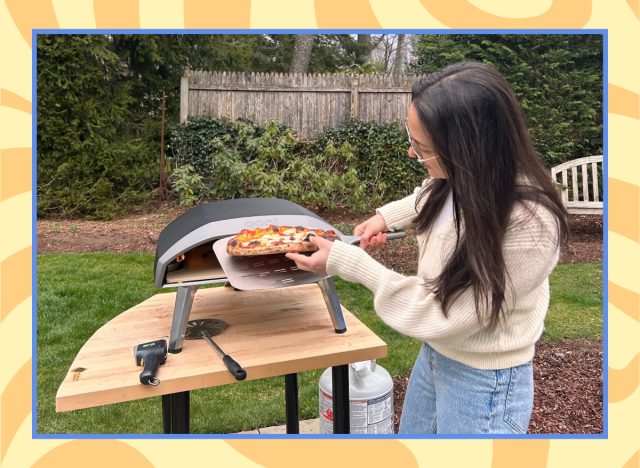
[412,61,569,331]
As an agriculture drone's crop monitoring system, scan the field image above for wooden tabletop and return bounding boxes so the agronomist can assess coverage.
[56,283,387,412]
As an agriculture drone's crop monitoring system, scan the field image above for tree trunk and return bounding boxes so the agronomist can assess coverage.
[290,35,314,73]
[159,90,168,198]
[393,34,406,78]
[356,34,372,64]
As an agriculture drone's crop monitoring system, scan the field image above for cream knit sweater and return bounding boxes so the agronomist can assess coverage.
[326,185,560,370]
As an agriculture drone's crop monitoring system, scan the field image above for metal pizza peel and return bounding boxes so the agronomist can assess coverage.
[212,231,405,291]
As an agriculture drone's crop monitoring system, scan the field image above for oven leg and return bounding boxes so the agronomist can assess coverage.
[318,278,347,333]
[168,286,199,353]
[284,373,299,434]
[332,365,350,434]
[162,391,190,434]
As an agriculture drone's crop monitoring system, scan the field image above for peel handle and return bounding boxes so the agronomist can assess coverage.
[222,355,247,381]
[385,230,406,241]
[345,230,406,245]
[200,330,247,381]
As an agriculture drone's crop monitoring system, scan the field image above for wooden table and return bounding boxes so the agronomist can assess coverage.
[56,283,387,434]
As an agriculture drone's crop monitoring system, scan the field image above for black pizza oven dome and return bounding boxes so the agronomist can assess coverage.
[154,198,325,288]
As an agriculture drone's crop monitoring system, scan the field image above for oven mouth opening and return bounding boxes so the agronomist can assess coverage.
[164,241,226,285]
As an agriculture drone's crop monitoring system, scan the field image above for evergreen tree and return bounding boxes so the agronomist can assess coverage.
[410,34,603,166]
[37,35,155,218]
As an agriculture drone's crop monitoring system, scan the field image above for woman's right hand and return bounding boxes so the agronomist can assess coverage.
[354,213,389,250]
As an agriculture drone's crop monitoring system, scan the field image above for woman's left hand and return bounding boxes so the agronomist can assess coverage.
[285,235,333,276]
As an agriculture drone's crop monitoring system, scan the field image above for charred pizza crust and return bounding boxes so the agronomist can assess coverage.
[226,225,338,256]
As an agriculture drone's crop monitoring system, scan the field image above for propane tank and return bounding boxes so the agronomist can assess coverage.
[318,360,394,434]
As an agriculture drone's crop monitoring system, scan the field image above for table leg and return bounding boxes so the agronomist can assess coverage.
[284,373,299,434]
[332,365,350,434]
[162,391,190,434]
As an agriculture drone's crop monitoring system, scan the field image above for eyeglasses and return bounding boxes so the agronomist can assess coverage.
[405,121,438,163]
[404,120,473,176]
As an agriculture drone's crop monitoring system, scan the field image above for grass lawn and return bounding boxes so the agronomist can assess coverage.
[36,253,602,434]
[545,263,603,341]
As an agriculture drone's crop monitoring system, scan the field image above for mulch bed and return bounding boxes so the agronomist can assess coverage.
[528,339,603,434]
[37,205,603,435]
[392,339,603,434]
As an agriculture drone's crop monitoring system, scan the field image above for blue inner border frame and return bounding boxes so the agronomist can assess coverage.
[31,28,608,441]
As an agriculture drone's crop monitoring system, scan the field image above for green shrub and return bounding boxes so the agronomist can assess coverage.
[37,137,155,220]
[37,35,157,219]
[166,117,242,176]
[170,165,204,206]
[168,118,371,210]
[317,119,425,206]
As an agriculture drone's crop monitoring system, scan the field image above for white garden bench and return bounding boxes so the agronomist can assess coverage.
[550,155,603,215]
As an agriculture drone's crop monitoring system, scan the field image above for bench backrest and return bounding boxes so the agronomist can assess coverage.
[550,155,603,215]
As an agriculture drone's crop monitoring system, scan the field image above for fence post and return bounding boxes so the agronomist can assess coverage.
[180,73,190,123]
[350,77,359,118]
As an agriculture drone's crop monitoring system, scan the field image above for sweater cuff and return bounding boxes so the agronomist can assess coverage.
[327,241,388,290]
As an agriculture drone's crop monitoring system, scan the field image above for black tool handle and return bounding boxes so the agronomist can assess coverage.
[223,355,247,381]
[140,352,163,385]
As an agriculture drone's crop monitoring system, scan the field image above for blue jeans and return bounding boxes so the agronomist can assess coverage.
[398,342,533,434]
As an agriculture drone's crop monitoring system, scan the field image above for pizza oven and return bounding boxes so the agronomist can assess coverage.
[154,198,348,353]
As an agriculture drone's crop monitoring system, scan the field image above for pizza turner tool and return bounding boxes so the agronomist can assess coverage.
[212,230,406,291]
[185,319,247,381]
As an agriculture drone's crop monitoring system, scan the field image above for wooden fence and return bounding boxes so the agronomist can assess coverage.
[180,71,426,138]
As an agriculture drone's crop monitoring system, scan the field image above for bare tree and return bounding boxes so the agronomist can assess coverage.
[370,34,396,72]
[393,34,406,78]
[290,35,314,73]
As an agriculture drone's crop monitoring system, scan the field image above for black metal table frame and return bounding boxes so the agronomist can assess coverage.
[161,364,350,434]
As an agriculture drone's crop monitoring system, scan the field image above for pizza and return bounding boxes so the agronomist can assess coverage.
[226,225,339,256]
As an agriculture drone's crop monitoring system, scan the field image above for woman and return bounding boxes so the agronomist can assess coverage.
[286,61,568,434]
